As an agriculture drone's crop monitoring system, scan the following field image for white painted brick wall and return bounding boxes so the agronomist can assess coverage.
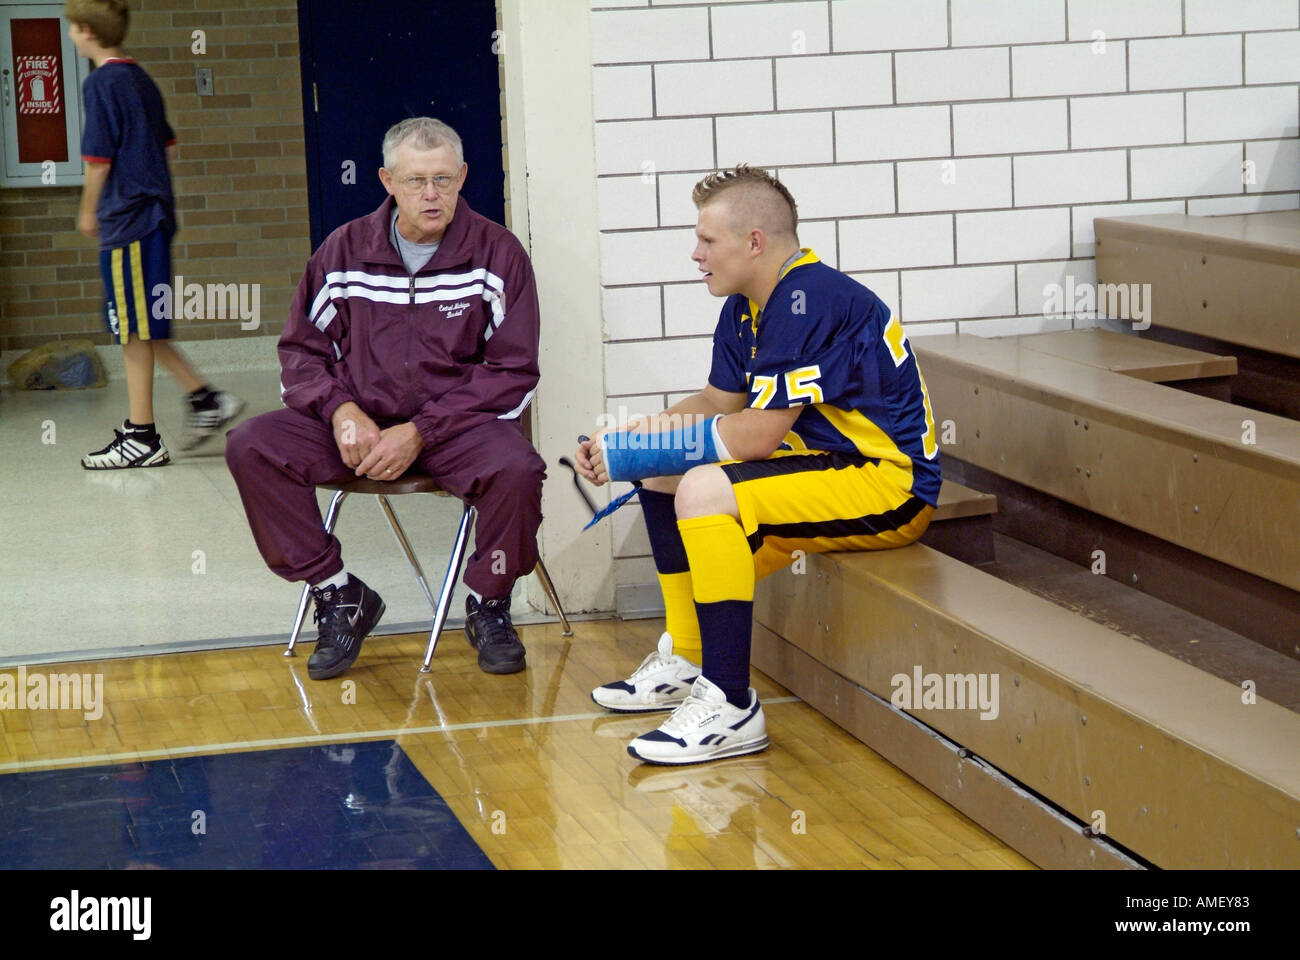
[1066,0,1183,41]
[1247,138,1300,192]
[605,337,714,396]
[1129,36,1243,90]
[953,100,1068,155]
[962,315,1072,338]
[898,158,1012,212]
[664,281,722,338]
[904,321,959,337]
[1186,86,1300,142]
[1246,32,1300,84]
[776,53,893,110]
[839,214,954,271]
[658,172,704,227]
[591,8,710,64]
[655,60,773,117]
[593,65,653,121]
[776,163,895,219]
[1189,193,1300,215]
[896,48,1010,103]
[1185,0,1298,34]
[799,220,840,267]
[613,556,659,587]
[1012,42,1127,97]
[1017,259,1099,320]
[836,105,951,161]
[601,228,698,286]
[597,176,659,231]
[595,119,714,175]
[901,265,1017,322]
[1014,151,1128,206]
[951,0,1064,47]
[711,1,831,59]
[831,0,948,52]
[956,208,1071,264]
[1070,92,1185,149]
[602,285,662,341]
[1130,143,1246,199]
[716,112,834,166]
[612,503,651,559]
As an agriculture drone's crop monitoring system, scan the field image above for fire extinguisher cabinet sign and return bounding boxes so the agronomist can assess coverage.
[0,3,93,187]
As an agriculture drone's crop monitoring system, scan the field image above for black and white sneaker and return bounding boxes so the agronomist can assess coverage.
[307,575,386,680]
[81,422,170,470]
[181,390,245,450]
[465,595,527,674]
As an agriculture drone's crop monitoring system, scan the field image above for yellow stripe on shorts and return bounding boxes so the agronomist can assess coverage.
[110,247,130,345]
[130,241,151,341]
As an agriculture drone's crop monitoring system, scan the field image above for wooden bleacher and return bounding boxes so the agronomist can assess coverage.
[1094,211,1300,360]
[1015,328,1236,399]
[1095,210,1300,419]
[752,544,1300,869]
[750,208,1300,869]
[919,479,998,565]
[912,333,1300,594]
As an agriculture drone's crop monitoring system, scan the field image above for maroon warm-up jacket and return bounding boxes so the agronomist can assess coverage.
[278,196,540,446]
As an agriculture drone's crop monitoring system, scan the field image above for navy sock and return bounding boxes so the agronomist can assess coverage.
[124,420,157,439]
[639,488,689,574]
[695,599,753,708]
[188,385,217,408]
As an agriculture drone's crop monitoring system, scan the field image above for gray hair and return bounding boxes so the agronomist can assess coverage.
[381,117,464,169]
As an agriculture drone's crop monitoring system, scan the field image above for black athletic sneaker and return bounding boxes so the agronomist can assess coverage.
[307,575,386,680]
[465,595,526,674]
[81,422,170,469]
[181,389,245,450]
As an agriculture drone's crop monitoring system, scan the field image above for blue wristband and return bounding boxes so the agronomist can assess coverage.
[600,416,729,482]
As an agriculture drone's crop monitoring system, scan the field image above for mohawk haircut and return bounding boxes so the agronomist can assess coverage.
[65,0,130,49]
[692,164,799,240]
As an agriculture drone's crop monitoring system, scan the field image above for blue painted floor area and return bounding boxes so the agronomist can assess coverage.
[0,741,493,870]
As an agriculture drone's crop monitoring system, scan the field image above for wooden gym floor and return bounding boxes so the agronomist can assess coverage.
[0,617,1033,869]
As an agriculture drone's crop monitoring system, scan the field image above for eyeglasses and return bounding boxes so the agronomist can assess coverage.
[397,175,459,195]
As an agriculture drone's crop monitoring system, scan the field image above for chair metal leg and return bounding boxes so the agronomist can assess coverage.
[420,504,476,673]
[286,490,350,656]
[375,495,438,613]
[532,558,572,637]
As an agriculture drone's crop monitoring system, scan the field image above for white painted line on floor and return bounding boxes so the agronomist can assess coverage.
[0,696,804,773]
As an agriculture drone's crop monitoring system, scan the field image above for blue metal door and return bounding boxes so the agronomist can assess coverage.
[297,0,505,250]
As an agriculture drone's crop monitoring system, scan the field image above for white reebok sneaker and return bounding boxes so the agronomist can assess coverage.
[591,632,700,713]
[627,676,768,766]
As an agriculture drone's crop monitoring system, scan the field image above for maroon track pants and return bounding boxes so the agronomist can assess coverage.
[225,408,545,598]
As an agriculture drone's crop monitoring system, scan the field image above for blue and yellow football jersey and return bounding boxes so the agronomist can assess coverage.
[708,249,941,507]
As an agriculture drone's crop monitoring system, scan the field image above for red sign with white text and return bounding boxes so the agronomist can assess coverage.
[10,17,68,163]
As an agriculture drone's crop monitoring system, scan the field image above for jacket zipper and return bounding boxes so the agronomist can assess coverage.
[406,273,416,413]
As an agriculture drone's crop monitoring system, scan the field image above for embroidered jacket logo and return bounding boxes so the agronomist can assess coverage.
[438,301,472,319]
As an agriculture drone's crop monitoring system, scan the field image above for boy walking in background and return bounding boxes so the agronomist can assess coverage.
[68,0,242,469]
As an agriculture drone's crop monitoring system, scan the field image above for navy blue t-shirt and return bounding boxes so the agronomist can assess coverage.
[80,59,176,250]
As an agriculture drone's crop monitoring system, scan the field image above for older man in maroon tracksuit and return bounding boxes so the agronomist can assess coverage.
[226,117,544,680]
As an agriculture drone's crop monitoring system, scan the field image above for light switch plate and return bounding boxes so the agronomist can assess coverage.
[196,67,213,96]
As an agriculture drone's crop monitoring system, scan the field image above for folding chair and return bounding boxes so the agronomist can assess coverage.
[283,472,571,673]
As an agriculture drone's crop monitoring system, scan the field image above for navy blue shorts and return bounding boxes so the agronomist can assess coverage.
[99,223,172,343]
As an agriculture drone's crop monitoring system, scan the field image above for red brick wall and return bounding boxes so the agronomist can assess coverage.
[0,0,308,352]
